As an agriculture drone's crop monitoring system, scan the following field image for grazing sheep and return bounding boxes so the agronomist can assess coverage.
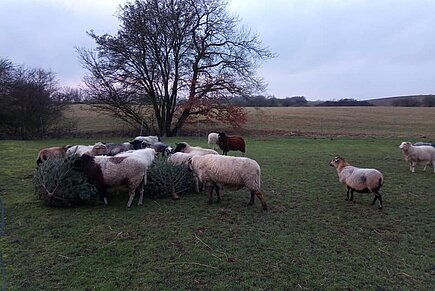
[329,156,384,209]
[150,142,172,156]
[414,142,435,147]
[132,136,160,147]
[207,132,219,149]
[66,143,107,157]
[399,141,435,173]
[36,146,69,165]
[173,142,219,156]
[188,154,267,210]
[217,132,246,155]
[79,152,154,208]
[104,142,133,156]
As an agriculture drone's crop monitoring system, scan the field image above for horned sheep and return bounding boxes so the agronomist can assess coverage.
[329,156,384,209]
[188,154,267,210]
[399,141,435,173]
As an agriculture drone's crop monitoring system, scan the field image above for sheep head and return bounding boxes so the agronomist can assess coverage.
[173,142,188,153]
[399,141,411,152]
[329,156,347,169]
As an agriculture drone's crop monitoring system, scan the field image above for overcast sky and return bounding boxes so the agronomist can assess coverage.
[1,0,434,101]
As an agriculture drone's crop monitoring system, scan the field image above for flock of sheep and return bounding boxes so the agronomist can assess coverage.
[36,133,435,210]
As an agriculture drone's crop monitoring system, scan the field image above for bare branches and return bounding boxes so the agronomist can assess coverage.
[77,0,274,136]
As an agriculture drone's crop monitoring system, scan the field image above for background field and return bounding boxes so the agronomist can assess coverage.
[1,107,435,290]
[60,105,435,139]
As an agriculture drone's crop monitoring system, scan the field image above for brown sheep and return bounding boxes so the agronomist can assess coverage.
[218,132,246,155]
[36,146,69,165]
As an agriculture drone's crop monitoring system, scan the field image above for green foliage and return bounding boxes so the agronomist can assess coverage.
[144,157,195,199]
[33,156,99,206]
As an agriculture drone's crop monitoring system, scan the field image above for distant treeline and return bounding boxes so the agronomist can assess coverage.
[391,95,435,107]
[315,98,373,106]
[230,96,373,107]
[230,95,309,107]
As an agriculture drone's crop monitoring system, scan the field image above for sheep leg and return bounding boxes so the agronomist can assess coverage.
[127,188,135,208]
[248,190,255,206]
[374,191,383,209]
[371,195,378,207]
[254,190,268,210]
[208,186,214,204]
[215,185,221,203]
[377,194,383,209]
[138,187,144,206]
[345,187,351,201]
[349,189,354,201]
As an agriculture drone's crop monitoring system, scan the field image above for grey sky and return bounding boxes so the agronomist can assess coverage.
[1,0,434,100]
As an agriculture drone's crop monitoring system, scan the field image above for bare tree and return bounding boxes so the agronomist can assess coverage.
[77,0,274,136]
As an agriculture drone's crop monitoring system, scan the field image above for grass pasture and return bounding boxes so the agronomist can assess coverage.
[0,136,434,290]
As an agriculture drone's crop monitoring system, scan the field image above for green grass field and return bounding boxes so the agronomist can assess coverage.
[1,134,434,289]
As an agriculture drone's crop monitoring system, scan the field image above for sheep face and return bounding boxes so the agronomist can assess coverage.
[399,142,411,151]
[329,156,345,168]
[93,143,107,155]
[130,139,145,150]
[164,146,174,156]
[173,142,187,153]
[218,132,226,141]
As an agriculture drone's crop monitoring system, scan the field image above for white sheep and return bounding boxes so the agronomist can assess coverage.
[329,156,384,209]
[399,142,435,173]
[80,151,155,208]
[115,148,156,199]
[173,142,219,156]
[188,154,267,210]
[66,142,107,157]
[207,132,219,149]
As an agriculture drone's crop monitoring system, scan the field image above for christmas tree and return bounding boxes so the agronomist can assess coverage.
[33,156,99,206]
[145,157,195,200]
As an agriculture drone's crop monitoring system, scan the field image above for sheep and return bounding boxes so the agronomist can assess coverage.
[329,156,384,209]
[36,146,69,165]
[128,136,161,150]
[104,142,133,156]
[217,132,246,156]
[79,151,155,207]
[150,141,173,156]
[414,142,435,147]
[207,132,219,149]
[399,141,435,173]
[132,136,160,147]
[173,142,219,156]
[66,142,107,157]
[188,154,267,210]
